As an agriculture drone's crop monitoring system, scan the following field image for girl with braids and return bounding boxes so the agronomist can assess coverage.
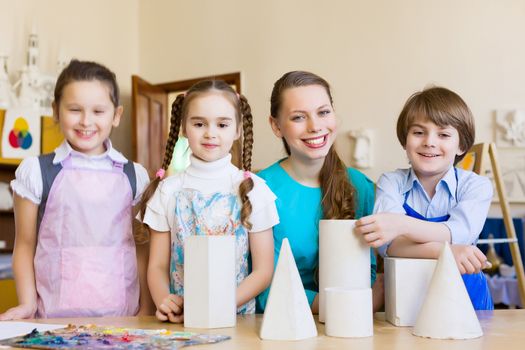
[256,71,380,313]
[0,60,151,320]
[139,80,278,323]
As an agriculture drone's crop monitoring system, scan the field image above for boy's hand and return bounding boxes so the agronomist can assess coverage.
[450,245,487,274]
[155,294,184,323]
[0,303,37,320]
[355,213,405,248]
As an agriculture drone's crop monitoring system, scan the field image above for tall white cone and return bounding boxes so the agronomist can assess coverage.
[260,238,317,340]
[413,242,483,339]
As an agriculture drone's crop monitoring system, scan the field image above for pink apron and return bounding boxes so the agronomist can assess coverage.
[34,156,139,318]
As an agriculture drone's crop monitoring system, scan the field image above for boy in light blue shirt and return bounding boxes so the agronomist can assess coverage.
[355,86,493,310]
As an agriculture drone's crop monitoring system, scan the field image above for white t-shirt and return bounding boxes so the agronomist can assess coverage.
[144,154,279,234]
[11,140,149,205]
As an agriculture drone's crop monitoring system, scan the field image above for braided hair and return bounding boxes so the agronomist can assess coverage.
[137,80,255,235]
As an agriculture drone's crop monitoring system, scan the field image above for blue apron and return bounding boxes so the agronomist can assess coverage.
[403,168,493,310]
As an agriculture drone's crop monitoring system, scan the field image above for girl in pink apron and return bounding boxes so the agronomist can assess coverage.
[138,80,279,323]
[0,60,150,319]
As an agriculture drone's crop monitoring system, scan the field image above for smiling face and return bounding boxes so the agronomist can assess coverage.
[54,80,122,156]
[183,92,240,162]
[405,117,463,182]
[270,84,336,163]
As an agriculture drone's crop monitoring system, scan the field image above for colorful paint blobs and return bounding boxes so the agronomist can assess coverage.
[8,117,33,149]
[0,324,230,350]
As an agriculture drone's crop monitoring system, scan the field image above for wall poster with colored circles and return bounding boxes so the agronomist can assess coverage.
[1,107,41,159]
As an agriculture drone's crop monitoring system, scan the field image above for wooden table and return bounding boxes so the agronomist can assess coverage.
[7,311,525,349]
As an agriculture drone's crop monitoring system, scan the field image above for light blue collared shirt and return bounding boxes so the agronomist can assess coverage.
[375,166,493,256]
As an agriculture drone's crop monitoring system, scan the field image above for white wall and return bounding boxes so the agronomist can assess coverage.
[2,0,524,215]
[138,0,525,182]
[0,0,139,158]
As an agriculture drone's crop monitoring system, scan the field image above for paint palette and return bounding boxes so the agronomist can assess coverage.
[0,324,231,349]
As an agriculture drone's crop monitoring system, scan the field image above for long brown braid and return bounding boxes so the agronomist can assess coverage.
[136,94,185,239]
[238,94,254,230]
[137,80,255,235]
[270,71,356,220]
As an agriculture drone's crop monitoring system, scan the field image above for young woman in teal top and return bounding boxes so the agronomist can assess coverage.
[256,71,378,313]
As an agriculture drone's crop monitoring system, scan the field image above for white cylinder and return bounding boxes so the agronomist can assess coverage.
[318,219,370,323]
[325,287,373,338]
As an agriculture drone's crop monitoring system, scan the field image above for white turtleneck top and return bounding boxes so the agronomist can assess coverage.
[144,154,279,234]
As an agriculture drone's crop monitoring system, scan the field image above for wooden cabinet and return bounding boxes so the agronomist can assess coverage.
[0,163,16,252]
[0,279,18,312]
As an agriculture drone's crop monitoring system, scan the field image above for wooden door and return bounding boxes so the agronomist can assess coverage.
[131,76,168,176]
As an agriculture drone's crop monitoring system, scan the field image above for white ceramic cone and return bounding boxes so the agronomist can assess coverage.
[260,238,317,340]
[413,242,483,339]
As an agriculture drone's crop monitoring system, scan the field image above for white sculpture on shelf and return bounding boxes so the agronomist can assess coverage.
[0,28,62,115]
[183,235,236,329]
[0,55,16,109]
[413,242,483,340]
[495,109,525,147]
[348,128,373,169]
[14,66,39,109]
[259,238,317,340]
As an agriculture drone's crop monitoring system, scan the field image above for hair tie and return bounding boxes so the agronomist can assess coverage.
[156,168,166,179]
[243,171,251,179]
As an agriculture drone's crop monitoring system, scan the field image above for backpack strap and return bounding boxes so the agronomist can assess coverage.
[37,153,62,232]
[123,161,137,200]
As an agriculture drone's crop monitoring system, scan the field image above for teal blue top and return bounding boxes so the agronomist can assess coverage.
[256,160,377,312]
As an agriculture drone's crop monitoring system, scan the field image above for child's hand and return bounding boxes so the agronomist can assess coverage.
[355,213,405,248]
[450,245,488,274]
[155,294,184,323]
[0,303,37,320]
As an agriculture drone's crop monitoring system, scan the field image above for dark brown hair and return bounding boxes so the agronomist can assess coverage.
[54,59,120,108]
[138,80,255,231]
[396,86,475,163]
[270,71,356,219]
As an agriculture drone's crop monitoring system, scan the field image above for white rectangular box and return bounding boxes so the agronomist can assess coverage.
[184,235,236,329]
[384,257,437,326]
